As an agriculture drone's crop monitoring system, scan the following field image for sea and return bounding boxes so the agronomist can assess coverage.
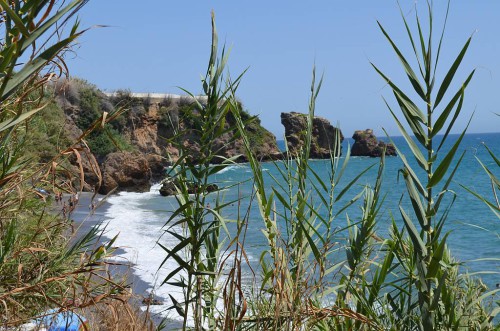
[94,132,500,320]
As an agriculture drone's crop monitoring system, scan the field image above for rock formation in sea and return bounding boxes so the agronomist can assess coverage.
[351,129,396,157]
[281,112,344,158]
[159,177,218,197]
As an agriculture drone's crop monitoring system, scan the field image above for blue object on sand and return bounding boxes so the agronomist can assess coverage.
[35,309,88,331]
[35,188,49,195]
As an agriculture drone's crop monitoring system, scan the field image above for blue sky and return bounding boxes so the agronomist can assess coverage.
[66,1,500,138]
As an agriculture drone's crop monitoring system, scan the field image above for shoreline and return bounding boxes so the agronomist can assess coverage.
[60,191,169,326]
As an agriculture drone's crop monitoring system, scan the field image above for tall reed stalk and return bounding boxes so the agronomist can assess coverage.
[231,67,382,330]
[371,1,498,329]
[160,12,249,330]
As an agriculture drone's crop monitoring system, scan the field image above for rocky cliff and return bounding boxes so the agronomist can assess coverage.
[55,79,281,194]
[281,112,344,158]
[351,129,396,157]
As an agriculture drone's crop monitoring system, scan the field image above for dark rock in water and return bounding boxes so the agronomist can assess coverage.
[159,179,177,196]
[99,152,152,194]
[142,296,164,306]
[159,177,218,196]
[351,129,397,157]
[281,112,344,158]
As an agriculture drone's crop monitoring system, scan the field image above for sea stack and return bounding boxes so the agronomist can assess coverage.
[351,129,396,157]
[281,112,344,158]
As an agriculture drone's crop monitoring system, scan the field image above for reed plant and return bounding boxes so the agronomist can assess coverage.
[231,69,382,330]
[365,1,498,329]
[463,114,500,220]
[160,12,248,330]
[160,2,500,330]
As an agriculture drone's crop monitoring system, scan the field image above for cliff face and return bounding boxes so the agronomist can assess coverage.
[351,129,396,157]
[281,112,344,158]
[55,80,280,194]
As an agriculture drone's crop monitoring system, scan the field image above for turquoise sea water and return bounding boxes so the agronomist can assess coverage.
[101,132,500,318]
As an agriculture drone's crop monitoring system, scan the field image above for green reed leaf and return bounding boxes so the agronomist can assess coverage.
[334,190,364,219]
[335,162,375,202]
[0,46,16,73]
[433,1,451,79]
[430,272,447,311]
[434,36,472,109]
[372,63,427,124]
[465,288,500,313]
[158,242,191,272]
[484,144,500,167]
[398,1,425,77]
[0,0,30,38]
[21,0,84,54]
[403,168,428,230]
[309,179,329,209]
[434,150,465,213]
[207,11,218,79]
[0,107,45,133]
[2,35,81,101]
[426,1,433,82]
[0,220,16,265]
[377,21,426,101]
[336,142,351,183]
[308,162,329,193]
[385,98,428,170]
[460,179,500,219]
[369,248,394,304]
[393,90,427,145]
[168,294,186,318]
[383,129,427,198]
[428,119,469,188]
[427,233,449,280]
[400,206,427,256]
[432,71,474,138]
[437,96,465,154]
[416,9,430,84]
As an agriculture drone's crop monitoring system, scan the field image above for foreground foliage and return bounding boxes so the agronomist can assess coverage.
[0,0,135,327]
[161,3,499,331]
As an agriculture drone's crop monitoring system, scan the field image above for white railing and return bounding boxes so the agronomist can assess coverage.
[103,92,207,101]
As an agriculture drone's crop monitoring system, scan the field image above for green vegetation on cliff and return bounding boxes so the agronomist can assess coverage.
[62,80,134,157]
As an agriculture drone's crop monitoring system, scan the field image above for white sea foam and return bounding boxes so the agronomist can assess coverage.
[215,164,246,174]
[102,184,248,324]
[103,184,186,321]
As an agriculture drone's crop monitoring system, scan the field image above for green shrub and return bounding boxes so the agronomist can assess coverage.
[87,128,133,157]
[76,86,102,129]
[160,95,174,107]
[27,99,72,162]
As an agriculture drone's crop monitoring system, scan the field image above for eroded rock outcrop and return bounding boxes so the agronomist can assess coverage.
[99,152,152,194]
[351,129,396,157]
[55,80,282,193]
[281,112,344,158]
